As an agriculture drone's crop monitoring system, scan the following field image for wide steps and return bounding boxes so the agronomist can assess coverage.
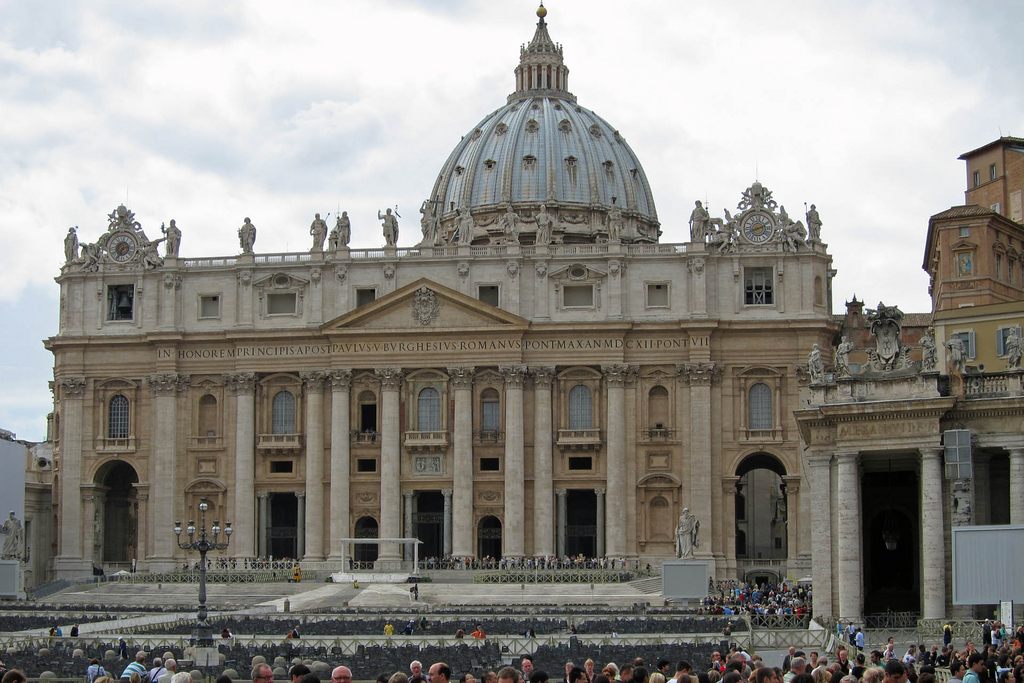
[629,576,662,594]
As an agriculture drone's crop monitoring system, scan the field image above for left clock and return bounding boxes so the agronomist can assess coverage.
[109,233,137,262]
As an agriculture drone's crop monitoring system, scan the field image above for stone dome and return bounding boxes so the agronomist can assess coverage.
[424,6,659,246]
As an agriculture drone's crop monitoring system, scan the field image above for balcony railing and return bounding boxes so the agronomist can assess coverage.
[639,428,676,442]
[257,433,303,452]
[474,429,504,443]
[96,436,135,453]
[556,428,603,451]
[743,428,782,440]
[189,435,224,449]
[352,431,380,444]
[963,372,1023,397]
[404,430,448,452]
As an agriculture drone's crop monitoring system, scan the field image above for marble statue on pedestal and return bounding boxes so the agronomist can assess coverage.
[330,212,350,249]
[162,220,181,257]
[64,227,79,264]
[835,336,853,378]
[806,204,822,243]
[239,217,257,254]
[379,208,399,246]
[1,512,23,560]
[419,201,441,246]
[535,204,554,245]
[310,213,328,252]
[946,337,966,374]
[920,328,937,371]
[689,201,710,242]
[808,344,825,383]
[675,508,699,559]
[500,205,521,244]
[1005,327,1022,370]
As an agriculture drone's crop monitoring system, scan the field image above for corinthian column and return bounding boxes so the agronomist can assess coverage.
[602,364,631,557]
[327,369,352,560]
[531,367,556,557]
[149,372,189,571]
[1010,448,1024,525]
[54,376,87,577]
[376,366,404,561]
[448,366,475,557]
[836,450,862,621]
[920,446,946,620]
[301,371,326,560]
[678,362,719,562]
[226,372,257,557]
[500,365,527,557]
[806,452,833,618]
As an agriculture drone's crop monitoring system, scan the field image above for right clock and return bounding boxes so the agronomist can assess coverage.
[742,212,775,243]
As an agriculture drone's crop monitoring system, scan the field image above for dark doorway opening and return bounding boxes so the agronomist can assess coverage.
[354,516,379,563]
[862,469,920,615]
[269,492,298,559]
[477,516,502,558]
[97,461,139,564]
[414,491,444,559]
[566,489,597,557]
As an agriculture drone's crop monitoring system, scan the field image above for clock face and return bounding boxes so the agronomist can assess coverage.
[109,233,137,262]
[742,212,775,243]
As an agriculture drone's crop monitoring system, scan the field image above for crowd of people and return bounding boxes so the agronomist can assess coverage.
[699,581,812,616]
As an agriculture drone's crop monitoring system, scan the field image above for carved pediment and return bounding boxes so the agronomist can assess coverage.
[548,262,607,281]
[321,278,529,333]
[253,272,309,289]
[738,366,783,378]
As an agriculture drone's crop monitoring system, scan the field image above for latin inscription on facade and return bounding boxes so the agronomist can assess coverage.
[162,335,706,361]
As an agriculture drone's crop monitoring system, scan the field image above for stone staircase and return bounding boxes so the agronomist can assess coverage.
[629,576,662,594]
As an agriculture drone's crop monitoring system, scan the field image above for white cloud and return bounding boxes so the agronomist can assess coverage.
[2,0,1023,440]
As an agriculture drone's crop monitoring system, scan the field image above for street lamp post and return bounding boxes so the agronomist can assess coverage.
[174,498,232,649]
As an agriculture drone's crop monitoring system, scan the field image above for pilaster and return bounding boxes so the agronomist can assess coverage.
[54,376,87,577]
[442,488,453,557]
[148,372,189,571]
[531,366,555,556]
[300,370,327,560]
[500,364,526,557]
[225,372,257,557]
[806,451,834,618]
[920,446,946,620]
[602,363,632,557]
[327,369,352,560]
[375,366,404,561]
[835,450,862,621]
[555,488,567,557]
[448,366,475,557]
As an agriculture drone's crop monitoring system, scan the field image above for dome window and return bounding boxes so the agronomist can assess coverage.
[603,160,614,175]
[455,165,465,176]
[522,155,537,170]
[472,128,482,140]
[526,119,539,133]
[484,159,497,171]
[558,119,572,134]
[590,124,602,138]
[554,103,563,111]
[495,123,508,137]
[564,156,579,185]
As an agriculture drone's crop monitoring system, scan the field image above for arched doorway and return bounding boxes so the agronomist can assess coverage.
[94,461,139,564]
[735,453,787,562]
[354,516,379,563]
[862,468,919,615]
[477,516,502,558]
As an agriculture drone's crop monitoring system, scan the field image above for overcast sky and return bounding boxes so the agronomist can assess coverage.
[2,0,1022,442]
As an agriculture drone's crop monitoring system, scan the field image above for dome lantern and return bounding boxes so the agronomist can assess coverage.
[512,3,572,102]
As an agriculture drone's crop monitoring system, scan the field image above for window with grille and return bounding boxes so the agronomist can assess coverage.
[944,429,973,479]
[744,268,773,305]
[271,391,296,434]
[568,385,593,429]
[108,395,130,439]
[417,387,441,431]
[748,383,772,430]
[481,388,500,431]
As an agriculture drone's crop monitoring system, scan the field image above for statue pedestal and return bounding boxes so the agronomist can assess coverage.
[662,560,708,605]
[0,560,23,599]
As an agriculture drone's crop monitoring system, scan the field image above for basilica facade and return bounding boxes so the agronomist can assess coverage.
[47,8,834,591]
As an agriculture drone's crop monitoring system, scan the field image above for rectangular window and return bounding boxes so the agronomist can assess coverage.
[774,537,783,550]
[944,429,973,479]
[355,288,377,308]
[959,226,970,237]
[744,267,773,305]
[357,458,377,473]
[990,163,997,181]
[996,326,1022,356]
[973,170,980,188]
[267,292,297,315]
[269,460,293,474]
[199,295,220,319]
[563,284,594,307]
[996,253,1003,279]
[1010,260,1016,284]
[478,285,500,307]
[646,282,669,308]
[568,456,593,470]
[481,401,501,432]
[107,284,135,321]
[951,330,976,359]
[479,457,500,472]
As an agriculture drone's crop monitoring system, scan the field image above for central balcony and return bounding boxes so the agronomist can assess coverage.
[257,433,303,453]
[404,430,448,452]
[556,428,603,451]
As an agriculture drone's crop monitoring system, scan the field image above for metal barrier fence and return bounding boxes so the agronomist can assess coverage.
[474,568,655,584]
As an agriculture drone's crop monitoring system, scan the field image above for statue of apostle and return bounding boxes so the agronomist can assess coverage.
[310,213,328,252]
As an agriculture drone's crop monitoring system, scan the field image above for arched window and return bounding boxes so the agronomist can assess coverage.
[272,391,296,434]
[648,385,669,430]
[108,395,130,439]
[198,394,217,436]
[568,385,592,430]
[417,387,441,431]
[748,383,772,430]
[481,388,500,432]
